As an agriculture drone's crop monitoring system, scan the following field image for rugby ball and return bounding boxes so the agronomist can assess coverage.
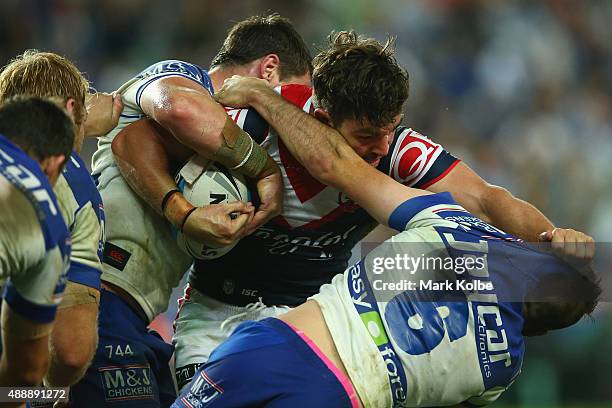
[175,155,250,260]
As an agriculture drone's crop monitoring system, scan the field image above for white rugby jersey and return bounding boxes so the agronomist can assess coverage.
[0,134,70,323]
[91,60,211,322]
[313,193,534,407]
[55,152,104,290]
[190,84,461,307]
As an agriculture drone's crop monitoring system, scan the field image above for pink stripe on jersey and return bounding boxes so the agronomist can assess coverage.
[283,321,362,408]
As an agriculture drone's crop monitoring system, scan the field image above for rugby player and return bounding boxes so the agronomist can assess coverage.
[178,65,599,407]
[70,14,312,407]
[171,156,599,408]
[0,97,73,389]
[113,31,558,389]
[0,50,119,389]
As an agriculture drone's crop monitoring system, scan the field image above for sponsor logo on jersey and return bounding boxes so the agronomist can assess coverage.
[348,261,408,404]
[103,242,132,271]
[137,61,210,91]
[99,365,154,402]
[253,225,358,257]
[175,363,204,393]
[390,130,442,186]
[180,370,223,407]
[0,146,59,218]
[440,227,518,386]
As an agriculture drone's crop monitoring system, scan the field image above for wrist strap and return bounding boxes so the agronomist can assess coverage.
[180,207,198,232]
[161,189,181,213]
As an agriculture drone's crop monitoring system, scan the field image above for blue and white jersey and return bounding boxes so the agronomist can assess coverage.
[92,59,213,177]
[90,60,207,322]
[0,134,71,323]
[55,152,104,290]
[312,192,566,407]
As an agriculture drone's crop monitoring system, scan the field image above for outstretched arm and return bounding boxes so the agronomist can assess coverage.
[427,162,554,242]
[215,76,554,241]
[215,76,426,226]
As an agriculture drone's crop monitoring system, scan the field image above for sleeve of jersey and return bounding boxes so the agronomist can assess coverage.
[224,107,270,144]
[0,189,64,323]
[59,156,103,289]
[66,202,102,290]
[4,244,66,324]
[382,128,460,189]
[388,192,458,232]
[119,60,214,112]
[222,84,313,145]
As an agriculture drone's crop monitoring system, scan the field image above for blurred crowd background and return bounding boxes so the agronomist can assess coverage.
[1,0,610,406]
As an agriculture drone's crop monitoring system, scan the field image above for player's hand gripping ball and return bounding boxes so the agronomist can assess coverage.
[176,159,252,259]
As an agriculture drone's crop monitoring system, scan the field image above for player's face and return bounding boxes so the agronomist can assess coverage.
[336,114,403,167]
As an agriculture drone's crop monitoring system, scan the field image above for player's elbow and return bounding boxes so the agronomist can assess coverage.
[478,184,514,222]
[52,342,95,375]
[47,305,98,385]
[306,154,336,184]
[156,93,198,128]
[308,144,357,188]
[49,329,97,383]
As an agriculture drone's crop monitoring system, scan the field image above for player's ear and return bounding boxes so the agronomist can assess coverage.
[39,154,66,186]
[314,108,332,126]
[258,54,281,85]
[64,98,77,124]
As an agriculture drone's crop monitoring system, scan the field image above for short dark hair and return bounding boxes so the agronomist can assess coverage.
[211,13,313,80]
[0,96,74,161]
[522,267,601,336]
[312,30,409,127]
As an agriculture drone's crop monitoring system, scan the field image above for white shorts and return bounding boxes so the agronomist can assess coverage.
[173,285,292,390]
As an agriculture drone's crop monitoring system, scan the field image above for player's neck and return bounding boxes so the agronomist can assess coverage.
[209,65,254,93]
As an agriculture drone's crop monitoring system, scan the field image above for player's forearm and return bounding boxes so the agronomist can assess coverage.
[45,297,98,387]
[247,87,432,223]
[429,163,555,241]
[140,77,228,157]
[143,78,277,181]
[480,186,554,242]
[145,90,227,158]
[45,355,88,387]
[112,122,179,215]
[84,92,123,138]
[0,303,52,387]
[249,87,349,184]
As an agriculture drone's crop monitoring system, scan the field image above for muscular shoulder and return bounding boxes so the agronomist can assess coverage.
[118,60,213,112]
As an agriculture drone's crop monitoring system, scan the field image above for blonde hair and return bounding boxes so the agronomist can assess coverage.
[0,50,89,125]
